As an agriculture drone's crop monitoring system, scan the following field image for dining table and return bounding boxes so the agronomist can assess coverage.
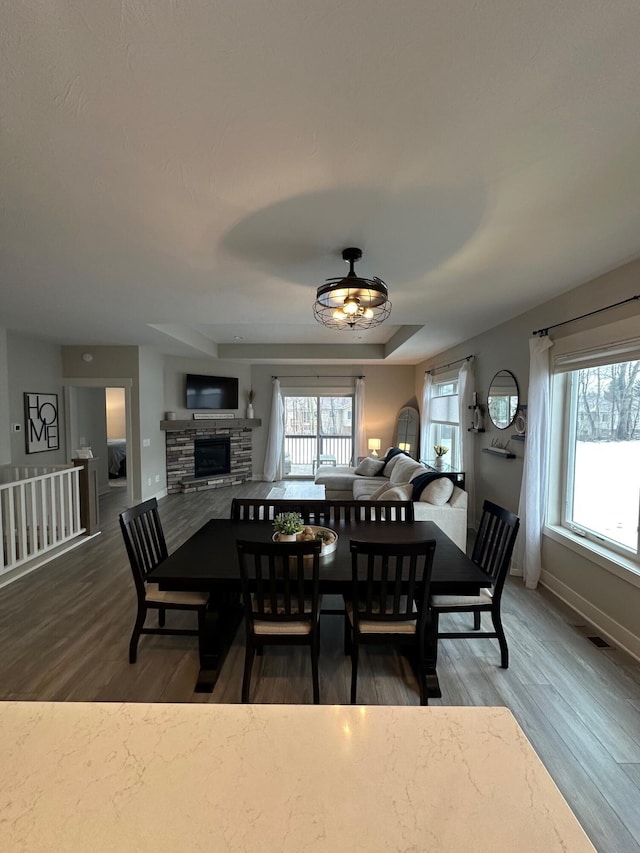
[149,515,492,696]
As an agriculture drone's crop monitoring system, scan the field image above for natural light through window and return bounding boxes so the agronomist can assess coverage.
[431,379,459,469]
[562,359,640,559]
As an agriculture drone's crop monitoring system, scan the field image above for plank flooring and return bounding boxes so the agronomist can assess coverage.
[0,481,639,851]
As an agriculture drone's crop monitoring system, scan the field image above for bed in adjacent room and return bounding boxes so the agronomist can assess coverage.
[107,438,127,478]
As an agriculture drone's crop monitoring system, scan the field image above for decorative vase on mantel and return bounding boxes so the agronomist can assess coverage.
[246,403,254,419]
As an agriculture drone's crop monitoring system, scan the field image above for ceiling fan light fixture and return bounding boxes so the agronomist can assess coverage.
[313,247,392,330]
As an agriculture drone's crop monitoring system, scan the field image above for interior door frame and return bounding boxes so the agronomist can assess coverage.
[63,377,134,506]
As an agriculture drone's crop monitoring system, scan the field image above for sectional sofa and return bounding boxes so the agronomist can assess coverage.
[314,449,468,551]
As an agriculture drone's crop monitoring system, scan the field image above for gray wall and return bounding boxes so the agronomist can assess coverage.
[7,332,67,466]
[163,357,252,419]
[71,386,109,491]
[0,330,10,464]
[138,347,167,499]
[415,256,640,657]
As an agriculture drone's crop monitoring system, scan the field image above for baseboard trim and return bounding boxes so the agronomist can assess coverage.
[540,569,640,663]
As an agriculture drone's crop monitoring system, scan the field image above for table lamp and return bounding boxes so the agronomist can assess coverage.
[368,438,381,457]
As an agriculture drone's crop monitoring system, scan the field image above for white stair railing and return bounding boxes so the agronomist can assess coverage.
[0,465,84,574]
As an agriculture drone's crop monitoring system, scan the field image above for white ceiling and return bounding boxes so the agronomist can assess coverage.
[2,1,640,364]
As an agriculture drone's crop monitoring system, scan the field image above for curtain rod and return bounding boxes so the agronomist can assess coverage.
[425,355,473,375]
[272,374,365,379]
[532,294,640,337]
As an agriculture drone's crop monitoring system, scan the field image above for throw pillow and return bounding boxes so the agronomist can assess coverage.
[366,482,393,500]
[419,476,454,505]
[354,456,386,477]
[381,453,406,478]
[389,456,424,485]
[410,471,447,500]
[375,484,414,501]
[380,446,406,474]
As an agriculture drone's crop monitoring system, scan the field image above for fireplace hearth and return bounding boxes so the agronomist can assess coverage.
[194,437,231,478]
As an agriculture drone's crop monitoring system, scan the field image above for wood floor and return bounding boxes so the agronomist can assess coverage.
[1,481,639,852]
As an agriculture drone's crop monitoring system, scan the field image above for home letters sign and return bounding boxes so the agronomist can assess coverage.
[24,392,59,453]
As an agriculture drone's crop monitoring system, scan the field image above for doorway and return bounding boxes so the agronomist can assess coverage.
[64,379,134,507]
[283,394,354,477]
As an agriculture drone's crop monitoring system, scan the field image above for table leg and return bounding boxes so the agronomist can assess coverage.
[194,591,243,693]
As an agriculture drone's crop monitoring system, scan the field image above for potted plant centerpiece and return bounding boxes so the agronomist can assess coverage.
[273,511,304,542]
[433,445,449,470]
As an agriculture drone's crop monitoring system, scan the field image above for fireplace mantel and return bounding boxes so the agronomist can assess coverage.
[161,418,261,431]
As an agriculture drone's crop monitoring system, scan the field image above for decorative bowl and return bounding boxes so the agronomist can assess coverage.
[272,525,338,556]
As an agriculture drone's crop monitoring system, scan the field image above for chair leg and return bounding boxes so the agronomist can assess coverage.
[158,606,166,627]
[311,635,320,705]
[343,611,352,655]
[196,607,206,662]
[491,608,509,669]
[350,642,359,704]
[129,605,147,664]
[242,640,256,703]
[473,611,481,631]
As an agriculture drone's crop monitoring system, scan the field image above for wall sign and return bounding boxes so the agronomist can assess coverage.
[24,392,59,453]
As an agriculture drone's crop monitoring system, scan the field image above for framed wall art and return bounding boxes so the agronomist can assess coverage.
[24,392,59,453]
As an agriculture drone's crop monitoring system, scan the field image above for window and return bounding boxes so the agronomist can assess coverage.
[283,394,354,474]
[430,378,460,468]
[557,358,640,561]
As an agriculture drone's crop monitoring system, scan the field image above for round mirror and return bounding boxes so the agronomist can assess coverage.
[487,370,519,430]
[394,406,419,458]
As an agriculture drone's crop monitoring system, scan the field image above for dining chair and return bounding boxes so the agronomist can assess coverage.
[326,499,415,524]
[236,538,322,703]
[119,498,209,664]
[346,538,437,705]
[430,499,520,668]
[230,497,329,524]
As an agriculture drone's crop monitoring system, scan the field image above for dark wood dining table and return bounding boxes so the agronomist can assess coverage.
[149,517,491,697]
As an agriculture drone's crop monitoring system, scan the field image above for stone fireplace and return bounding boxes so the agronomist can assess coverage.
[161,418,260,494]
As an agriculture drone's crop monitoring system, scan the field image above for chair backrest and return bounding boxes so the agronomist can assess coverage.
[236,539,322,627]
[119,498,168,594]
[472,500,520,598]
[349,539,436,630]
[230,498,330,524]
[326,499,415,524]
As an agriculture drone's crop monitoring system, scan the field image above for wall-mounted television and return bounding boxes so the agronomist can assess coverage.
[185,373,239,410]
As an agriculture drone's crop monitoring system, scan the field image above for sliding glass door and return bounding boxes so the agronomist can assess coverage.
[283,395,353,477]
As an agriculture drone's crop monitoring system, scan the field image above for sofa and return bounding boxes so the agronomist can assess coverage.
[314,449,468,551]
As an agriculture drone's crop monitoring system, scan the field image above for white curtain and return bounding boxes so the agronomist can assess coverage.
[263,378,284,482]
[511,335,554,588]
[354,377,366,461]
[419,372,433,460]
[457,359,475,521]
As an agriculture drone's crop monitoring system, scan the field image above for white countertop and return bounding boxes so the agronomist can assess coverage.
[0,702,595,852]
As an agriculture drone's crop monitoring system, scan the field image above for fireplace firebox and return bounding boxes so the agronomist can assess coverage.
[194,437,231,478]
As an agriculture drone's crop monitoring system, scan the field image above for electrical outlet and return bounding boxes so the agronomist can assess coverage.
[147,477,152,486]
[143,438,151,447]
[155,474,160,483]
[12,423,21,432]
